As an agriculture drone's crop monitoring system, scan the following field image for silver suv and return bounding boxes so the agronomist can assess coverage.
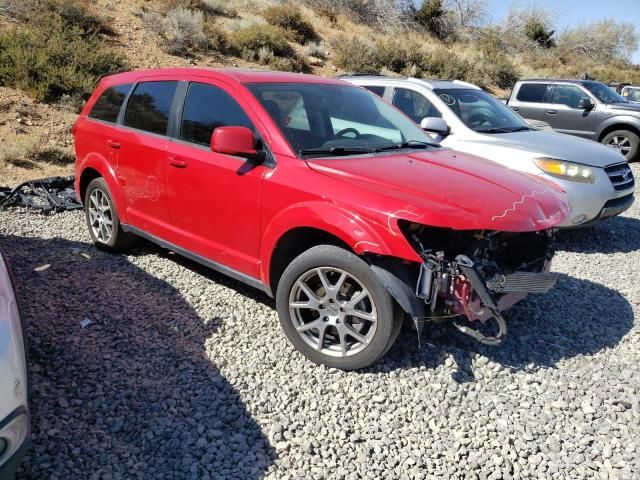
[507,79,640,162]
[342,75,635,227]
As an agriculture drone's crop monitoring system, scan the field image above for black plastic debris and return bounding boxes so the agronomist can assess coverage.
[0,176,82,213]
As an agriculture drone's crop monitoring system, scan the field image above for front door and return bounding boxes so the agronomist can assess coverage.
[544,84,598,138]
[164,81,266,278]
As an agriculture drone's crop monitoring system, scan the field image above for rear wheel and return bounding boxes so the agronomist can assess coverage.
[84,178,135,252]
[276,245,399,370]
[603,129,639,162]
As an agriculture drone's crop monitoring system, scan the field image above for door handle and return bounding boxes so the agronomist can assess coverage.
[168,157,187,168]
[511,106,519,111]
[107,140,121,149]
[546,109,557,114]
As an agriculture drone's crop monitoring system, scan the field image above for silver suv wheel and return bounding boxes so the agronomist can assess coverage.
[88,189,113,243]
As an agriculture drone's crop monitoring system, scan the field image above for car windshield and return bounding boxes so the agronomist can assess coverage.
[583,81,628,103]
[433,88,530,133]
[246,83,436,158]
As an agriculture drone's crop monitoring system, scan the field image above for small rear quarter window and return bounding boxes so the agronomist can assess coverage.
[88,84,133,123]
[516,83,549,103]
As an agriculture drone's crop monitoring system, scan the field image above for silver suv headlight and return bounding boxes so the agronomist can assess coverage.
[534,158,596,183]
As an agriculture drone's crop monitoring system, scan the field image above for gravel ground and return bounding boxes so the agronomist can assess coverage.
[2,166,639,479]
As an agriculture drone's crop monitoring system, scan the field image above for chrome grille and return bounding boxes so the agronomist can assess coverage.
[605,162,635,191]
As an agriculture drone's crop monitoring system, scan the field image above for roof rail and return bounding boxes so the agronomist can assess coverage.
[337,73,386,78]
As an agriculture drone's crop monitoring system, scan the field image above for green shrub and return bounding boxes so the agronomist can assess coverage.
[229,24,295,59]
[0,14,127,102]
[376,38,426,74]
[332,36,381,73]
[263,4,317,44]
[524,20,555,48]
[202,20,230,53]
[197,0,237,17]
[2,0,114,35]
[413,0,450,40]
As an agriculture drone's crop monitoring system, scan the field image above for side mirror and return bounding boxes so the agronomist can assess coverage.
[578,98,595,110]
[211,126,263,162]
[420,117,450,135]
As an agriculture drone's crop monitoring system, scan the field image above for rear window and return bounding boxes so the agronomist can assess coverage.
[123,81,178,135]
[516,83,549,103]
[88,84,132,123]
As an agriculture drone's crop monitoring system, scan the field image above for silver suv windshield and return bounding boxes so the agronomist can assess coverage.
[433,88,531,134]
[246,83,437,158]
[583,81,628,104]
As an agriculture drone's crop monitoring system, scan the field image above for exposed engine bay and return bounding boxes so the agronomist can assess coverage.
[398,221,557,345]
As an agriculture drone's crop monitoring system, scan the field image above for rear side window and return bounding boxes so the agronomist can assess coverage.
[516,83,549,103]
[124,81,178,135]
[88,84,132,123]
[549,84,591,108]
[364,86,385,97]
[180,83,254,146]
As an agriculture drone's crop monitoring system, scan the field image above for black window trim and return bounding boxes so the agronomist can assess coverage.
[171,80,275,168]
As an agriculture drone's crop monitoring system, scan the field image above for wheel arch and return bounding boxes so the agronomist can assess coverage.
[597,120,640,142]
[261,202,421,293]
[76,156,128,223]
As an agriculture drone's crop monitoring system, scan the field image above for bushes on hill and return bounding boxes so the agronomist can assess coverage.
[0,14,126,102]
[263,4,317,44]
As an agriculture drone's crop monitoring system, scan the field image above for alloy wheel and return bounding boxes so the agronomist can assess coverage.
[607,136,632,156]
[288,267,378,357]
[88,189,114,243]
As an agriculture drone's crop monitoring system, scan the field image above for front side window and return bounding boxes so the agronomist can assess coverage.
[549,85,592,108]
[434,88,530,133]
[123,81,178,135]
[582,81,628,104]
[516,83,549,103]
[247,83,434,158]
[180,83,254,146]
[392,88,442,123]
[88,84,132,123]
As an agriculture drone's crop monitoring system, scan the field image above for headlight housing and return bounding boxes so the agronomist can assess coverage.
[534,158,595,183]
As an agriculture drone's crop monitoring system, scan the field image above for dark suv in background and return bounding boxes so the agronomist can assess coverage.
[507,79,640,162]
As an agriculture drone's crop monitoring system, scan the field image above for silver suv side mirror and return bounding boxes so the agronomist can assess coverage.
[420,117,450,135]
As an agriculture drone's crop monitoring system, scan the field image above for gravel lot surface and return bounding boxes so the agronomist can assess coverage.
[2,166,639,479]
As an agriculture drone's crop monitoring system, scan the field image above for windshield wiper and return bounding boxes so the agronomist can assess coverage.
[300,147,375,158]
[476,126,531,134]
[376,140,436,151]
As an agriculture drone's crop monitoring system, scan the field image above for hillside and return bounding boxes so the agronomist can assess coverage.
[1,0,639,185]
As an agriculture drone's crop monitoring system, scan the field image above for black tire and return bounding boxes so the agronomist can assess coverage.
[84,178,135,252]
[276,245,398,370]
[602,129,640,162]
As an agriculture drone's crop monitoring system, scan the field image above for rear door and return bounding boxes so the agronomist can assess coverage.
[544,84,597,138]
[117,80,179,235]
[509,82,551,122]
[164,80,267,278]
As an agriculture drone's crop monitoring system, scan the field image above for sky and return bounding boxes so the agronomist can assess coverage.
[484,0,640,64]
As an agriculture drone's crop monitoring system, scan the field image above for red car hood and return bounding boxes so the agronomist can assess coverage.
[307,149,569,232]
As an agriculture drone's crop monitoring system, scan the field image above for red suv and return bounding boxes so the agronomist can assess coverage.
[74,68,569,369]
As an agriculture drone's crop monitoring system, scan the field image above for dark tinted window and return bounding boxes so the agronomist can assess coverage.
[180,83,254,146]
[364,86,385,97]
[124,81,178,135]
[88,84,132,123]
[392,88,442,123]
[516,83,549,103]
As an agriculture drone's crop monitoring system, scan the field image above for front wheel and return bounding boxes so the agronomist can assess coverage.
[602,129,639,162]
[276,245,398,370]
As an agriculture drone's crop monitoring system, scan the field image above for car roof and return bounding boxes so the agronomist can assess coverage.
[519,78,604,84]
[339,75,481,91]
[100,67,347,87]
